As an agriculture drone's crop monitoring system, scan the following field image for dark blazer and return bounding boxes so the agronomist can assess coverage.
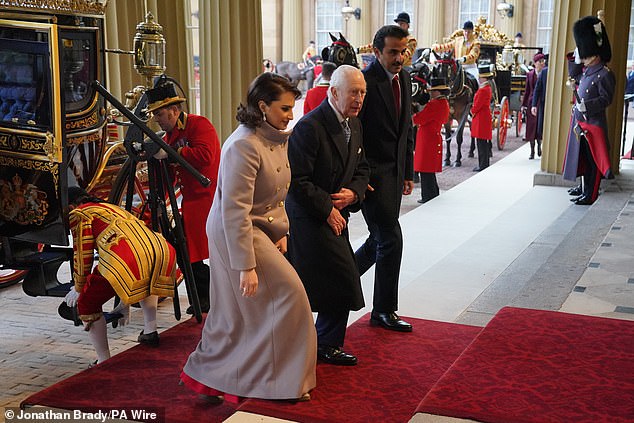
[286,99,369,312]
[532,66,548,139]
[358,59,414,221]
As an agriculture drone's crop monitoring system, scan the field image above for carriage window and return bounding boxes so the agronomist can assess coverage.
[61,32,97,113]
[0,27,51,129]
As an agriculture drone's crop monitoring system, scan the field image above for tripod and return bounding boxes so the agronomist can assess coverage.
[93,80,209,323]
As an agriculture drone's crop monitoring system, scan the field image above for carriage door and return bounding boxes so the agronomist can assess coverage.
[0,20,66,245]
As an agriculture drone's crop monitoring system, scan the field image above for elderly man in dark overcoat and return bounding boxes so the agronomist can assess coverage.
[287,65,369,366]
[355,24,414,332]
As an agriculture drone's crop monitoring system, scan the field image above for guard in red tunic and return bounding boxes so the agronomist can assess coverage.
[413,78,450,203]
[148,81,221,313]
[63,187,177,364]
[471,64,494,172]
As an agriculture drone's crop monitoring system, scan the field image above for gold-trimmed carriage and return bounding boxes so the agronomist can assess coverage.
[0,0,202,318]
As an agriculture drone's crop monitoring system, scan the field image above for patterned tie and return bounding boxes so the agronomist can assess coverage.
[342,119,351,144]
[392,74,401,118]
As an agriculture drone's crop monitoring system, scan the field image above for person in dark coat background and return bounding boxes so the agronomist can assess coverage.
[287,65,369,366]
[531,54,548,159]
[522,52,546,159]
[471,64,494,172]
[563,15,615,205]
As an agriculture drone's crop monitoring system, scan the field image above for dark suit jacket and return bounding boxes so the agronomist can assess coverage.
[286,100,369,312]
[359,59,414,221]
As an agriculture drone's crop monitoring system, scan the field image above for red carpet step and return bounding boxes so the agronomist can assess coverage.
[415,307,634,423]
[21,315,481,423]
[239,315,481,423]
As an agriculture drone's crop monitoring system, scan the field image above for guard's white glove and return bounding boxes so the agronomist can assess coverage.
[111,302,130,326]
[154,148,168,160]
[574,47,582,65]
[65,289,80,307]
[576,98,586,113]
[457,56,466,64]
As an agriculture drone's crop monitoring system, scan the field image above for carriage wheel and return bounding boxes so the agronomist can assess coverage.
[516,108,523,138]
[497,96,510,150]
[0,269,27,289]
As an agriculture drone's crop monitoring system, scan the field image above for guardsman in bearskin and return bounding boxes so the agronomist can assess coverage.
[432,21,481,79]
[63,187,177,364]
[563,16,615,205]
[471,64,494,172]
[413,77,450,203]
[148,80,221,313]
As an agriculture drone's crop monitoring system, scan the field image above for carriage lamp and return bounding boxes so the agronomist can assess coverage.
[496,2,514,18]
[133,11,166,86]
[501,45,514,67]
[341,1,361,20]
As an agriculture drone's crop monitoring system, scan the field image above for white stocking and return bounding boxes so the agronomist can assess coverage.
[86,316,110,363]
[140,295,158,334]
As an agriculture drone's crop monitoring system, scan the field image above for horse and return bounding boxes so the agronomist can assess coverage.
[320,32,358,68]
[425,50,479,167]
[271,56,318,90]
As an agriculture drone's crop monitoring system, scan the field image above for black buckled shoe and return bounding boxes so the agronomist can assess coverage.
[370,312,413,332]
[317,345,357,366]
[568,185,582,196]
[138,330,160,347]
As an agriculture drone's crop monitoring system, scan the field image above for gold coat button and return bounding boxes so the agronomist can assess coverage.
[277,167,281,172]
[270,146,275,151]
[268,216,274,222]
[286,163,290,168]
[276,187,281,192]
[278,201,284,207]
[265,205,272,210]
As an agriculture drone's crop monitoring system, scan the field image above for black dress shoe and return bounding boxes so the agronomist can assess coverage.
[186,303,210,315]
[317,346,357,366]
[472,166,482,172]
[138,330,160,347]
[570,195,583,202]
[568,185,582,196]
[574,195,594,205]
[370,312,413,332]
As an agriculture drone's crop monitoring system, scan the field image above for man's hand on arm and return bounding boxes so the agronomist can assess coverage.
[330,188,357,210]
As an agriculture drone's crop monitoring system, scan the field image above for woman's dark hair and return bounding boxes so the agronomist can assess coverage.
[236,73,301,128]
[68,186,103,206]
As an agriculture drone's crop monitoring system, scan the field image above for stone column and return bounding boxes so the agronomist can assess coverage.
[282,0,302,62]
[536,0,631,184]
[417,0,445,47]
[348,0,371,50]
[199,1,263,141]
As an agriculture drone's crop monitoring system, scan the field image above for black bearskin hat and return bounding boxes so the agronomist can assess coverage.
[573,16,611,63]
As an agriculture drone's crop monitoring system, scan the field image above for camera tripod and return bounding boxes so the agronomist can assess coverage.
[93,80,210,323]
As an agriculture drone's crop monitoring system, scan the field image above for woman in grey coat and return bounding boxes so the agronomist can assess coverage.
[181,73,317,402]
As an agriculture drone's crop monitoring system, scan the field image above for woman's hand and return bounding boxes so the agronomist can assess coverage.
[240,268,258,297]
[275,235,288,254]
[327,207,346,236]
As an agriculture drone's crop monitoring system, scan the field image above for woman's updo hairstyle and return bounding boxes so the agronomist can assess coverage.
[236,72,301,128]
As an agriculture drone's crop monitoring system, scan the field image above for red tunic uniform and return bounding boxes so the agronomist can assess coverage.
[303,84,329,114]
[165,113,221,263]
[71,202,177,322]
[413,97,450,173]
[470,83,492,140]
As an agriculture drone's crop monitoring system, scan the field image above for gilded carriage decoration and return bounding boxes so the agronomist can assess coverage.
[0,174,49,225]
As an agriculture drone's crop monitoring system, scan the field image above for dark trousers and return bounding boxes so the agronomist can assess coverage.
[355,217,403,312]
[191,261,210,307]
[580,138,601,201]
[476,138,490,169]
[315,310,349,348]
[419,172,439,203]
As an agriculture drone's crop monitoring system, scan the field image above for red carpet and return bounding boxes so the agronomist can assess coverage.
[238,315,481,423]
[415,307,634,423]
[21,315,481,423]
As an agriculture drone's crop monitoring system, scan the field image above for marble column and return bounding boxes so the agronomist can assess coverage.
[282,0,302,62]
[348,0,371,50]
[417,0,445,47]
[536,0,630,183]
[199,1,263,141]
